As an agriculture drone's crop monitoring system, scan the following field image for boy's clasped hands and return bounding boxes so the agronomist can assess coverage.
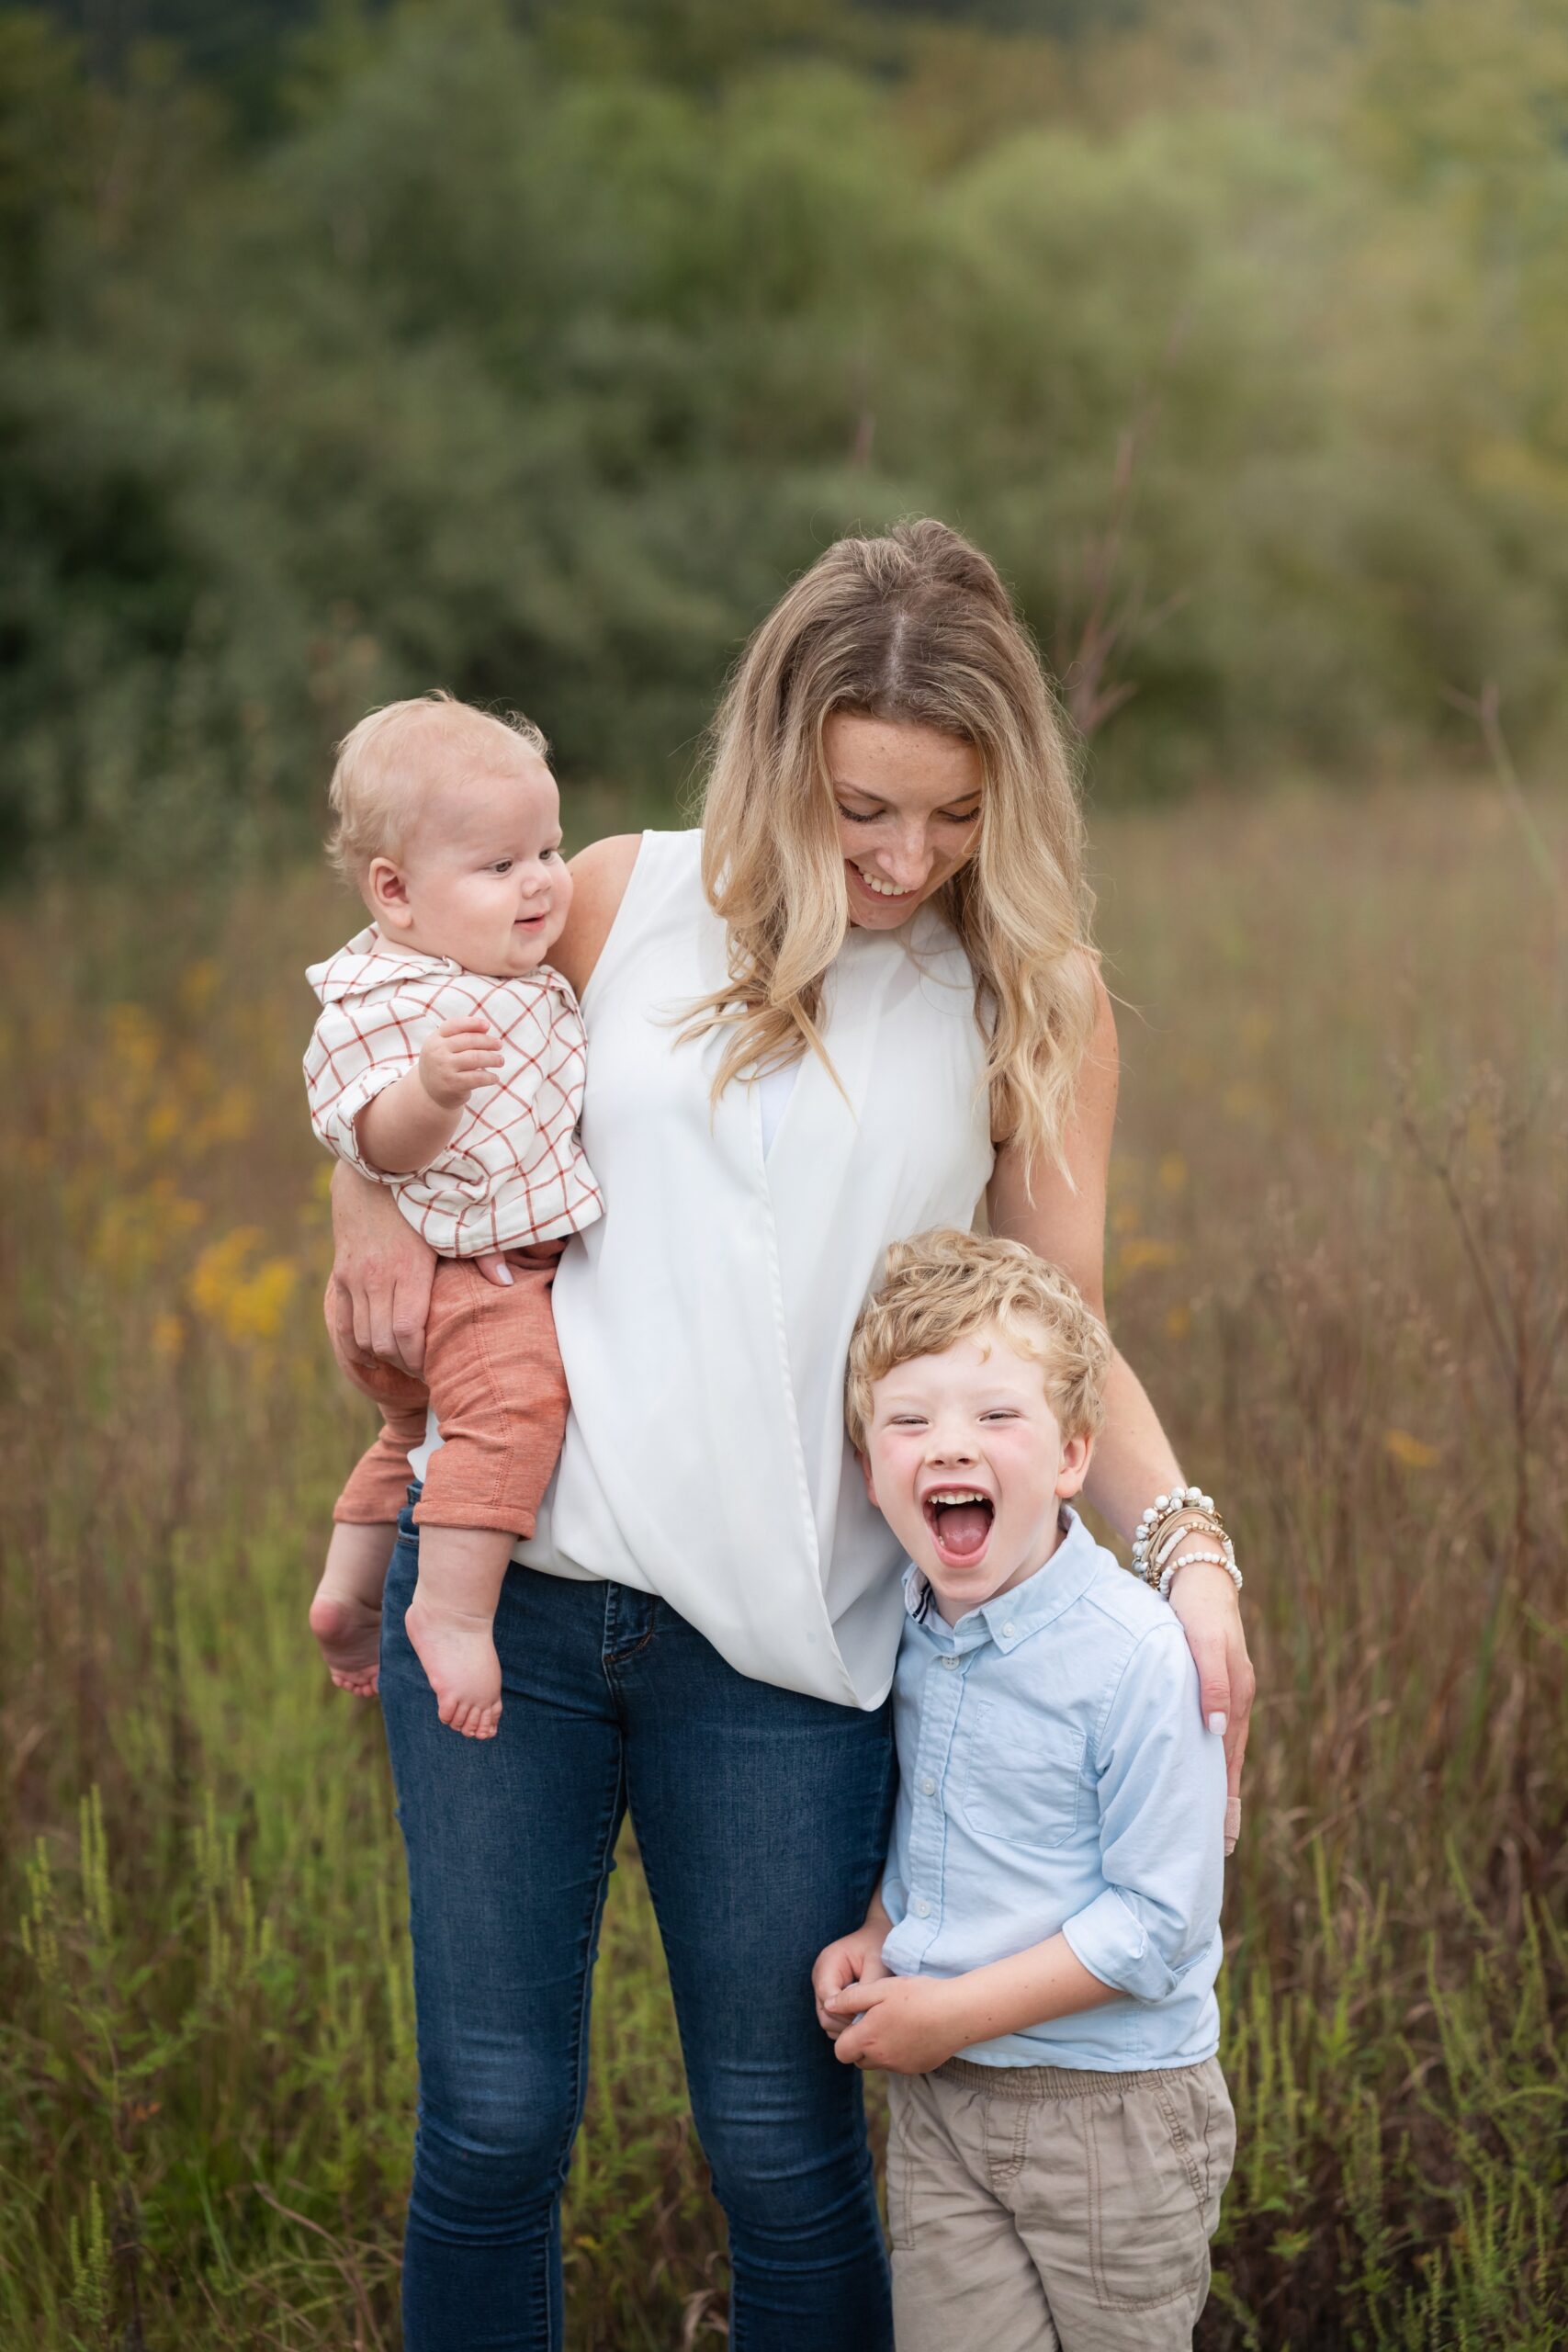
[815,1902,953,2075]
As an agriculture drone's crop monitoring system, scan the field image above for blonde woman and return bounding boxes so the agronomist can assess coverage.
[329,520,1255,2352]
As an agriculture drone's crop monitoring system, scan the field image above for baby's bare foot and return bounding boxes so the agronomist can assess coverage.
[310,1589,384,1696]
[310,1521,394,1696]
[404,1594,502,1739]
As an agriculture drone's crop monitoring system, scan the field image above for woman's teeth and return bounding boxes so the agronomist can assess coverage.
[854,866,916,899]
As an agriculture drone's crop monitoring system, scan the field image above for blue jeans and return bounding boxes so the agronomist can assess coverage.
[380,1490,897,2351]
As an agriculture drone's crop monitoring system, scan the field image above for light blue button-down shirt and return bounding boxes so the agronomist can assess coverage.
[881,1505,1225,2069]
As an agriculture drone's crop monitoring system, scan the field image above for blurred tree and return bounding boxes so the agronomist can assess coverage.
[2,0,1566,872]
[0,10,90,322]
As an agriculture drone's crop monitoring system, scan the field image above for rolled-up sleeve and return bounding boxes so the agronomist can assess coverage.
[303,1004,421,1181]
[1060,1624,1225,2002]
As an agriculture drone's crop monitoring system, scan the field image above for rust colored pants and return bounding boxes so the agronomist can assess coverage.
[329,1242,568,1537]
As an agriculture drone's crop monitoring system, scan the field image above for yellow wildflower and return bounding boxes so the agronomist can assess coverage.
[178,960,221,1016]
[187,1227,299,1345]
[1119,1238,1185,1275]
[151,1314,186,1363]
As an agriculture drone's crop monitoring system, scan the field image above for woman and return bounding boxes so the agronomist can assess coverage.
[331,520,1255,2351]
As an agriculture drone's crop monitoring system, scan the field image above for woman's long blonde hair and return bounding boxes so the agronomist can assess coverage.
[683,518,1100,1179]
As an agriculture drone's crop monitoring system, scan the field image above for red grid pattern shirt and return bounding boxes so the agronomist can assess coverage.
[304,927,603,1258]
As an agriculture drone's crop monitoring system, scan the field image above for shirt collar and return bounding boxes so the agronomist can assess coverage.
[309,924,578,1008]
[901,1505,1101,1655]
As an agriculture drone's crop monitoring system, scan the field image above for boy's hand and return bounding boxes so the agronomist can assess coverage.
[419,1016,504,1110]
[812,1923,892,2041]
[828,1973,969,2075]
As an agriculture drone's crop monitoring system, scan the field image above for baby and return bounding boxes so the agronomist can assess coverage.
[303,693,602,1738]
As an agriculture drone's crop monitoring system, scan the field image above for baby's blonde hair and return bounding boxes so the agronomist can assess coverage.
[845,1227,1111,1452]
[326,691,549,892]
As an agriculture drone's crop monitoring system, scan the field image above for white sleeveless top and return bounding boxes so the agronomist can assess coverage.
[501,829,995,1707]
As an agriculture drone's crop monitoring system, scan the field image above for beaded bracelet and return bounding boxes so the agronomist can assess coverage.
[1133,1482,1241,1596]
[1157,1548,1243,1601]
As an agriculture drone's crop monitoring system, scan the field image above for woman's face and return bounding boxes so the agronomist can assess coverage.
[824,711,983,931]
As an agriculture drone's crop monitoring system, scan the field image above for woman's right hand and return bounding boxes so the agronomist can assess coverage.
[330,1162,437,1377]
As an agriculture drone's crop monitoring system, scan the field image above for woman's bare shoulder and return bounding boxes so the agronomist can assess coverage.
[555,832,644,997]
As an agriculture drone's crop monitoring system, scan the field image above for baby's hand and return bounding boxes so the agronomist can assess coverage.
[419,1016,504,1110]
[812,1923,892,2040]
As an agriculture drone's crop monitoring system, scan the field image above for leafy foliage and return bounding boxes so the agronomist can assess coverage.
[2,0,1566,870]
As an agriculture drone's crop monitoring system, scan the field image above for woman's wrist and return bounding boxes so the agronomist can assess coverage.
[1132,1484,1241,1600]
[329,1159,437,1374]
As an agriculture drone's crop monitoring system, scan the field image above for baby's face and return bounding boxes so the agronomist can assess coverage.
[376,752,570,978]
[859,1322,1090,1627]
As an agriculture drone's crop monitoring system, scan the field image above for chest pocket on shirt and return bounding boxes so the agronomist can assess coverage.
[958,1701,1087,1849]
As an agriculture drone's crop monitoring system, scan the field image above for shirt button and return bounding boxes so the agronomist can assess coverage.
[920,1775,937,1795]
[941,1655,959,1670]
[913,1897,931,1918]
[1001,1622,1016,1639]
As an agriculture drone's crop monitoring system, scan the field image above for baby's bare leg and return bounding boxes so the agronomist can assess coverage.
[310,1522,395,1696]
[403,1527,513,1740]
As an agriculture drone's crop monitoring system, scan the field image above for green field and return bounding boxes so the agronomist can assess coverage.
[3,784,1564,2347]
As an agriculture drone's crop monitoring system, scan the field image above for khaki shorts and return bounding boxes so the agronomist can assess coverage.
[886,2054,1235,2352]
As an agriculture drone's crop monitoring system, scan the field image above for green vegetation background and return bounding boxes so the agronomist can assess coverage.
[6,0,1568,874]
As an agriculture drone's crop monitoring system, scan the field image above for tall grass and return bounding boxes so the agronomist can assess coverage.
[2,785,1564,2347]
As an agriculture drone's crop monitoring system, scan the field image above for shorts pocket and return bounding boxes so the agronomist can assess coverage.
[884,2079,917,2252]
[958,1702,1086,1848]
[1192,2060,1236,2229]
[1087,2078,1210,2313]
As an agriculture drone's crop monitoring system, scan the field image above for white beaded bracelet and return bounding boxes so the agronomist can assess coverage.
[1132,1483,1218,1579]
[1157,1547,1244,1602]
[1132,1482,1242,1599]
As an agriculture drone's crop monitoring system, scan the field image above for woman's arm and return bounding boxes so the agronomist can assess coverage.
[329,833,645,1369]
[550,832,643,999]
[987,964,1255,1841]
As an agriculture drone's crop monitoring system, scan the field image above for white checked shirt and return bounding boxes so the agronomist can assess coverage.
[304,927,603,1258]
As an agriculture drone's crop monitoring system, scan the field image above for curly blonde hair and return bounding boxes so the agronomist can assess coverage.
[845,1227,1111,1452]
[682,519,1100,1179]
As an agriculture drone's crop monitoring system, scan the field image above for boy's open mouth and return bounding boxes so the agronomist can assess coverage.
[922,1487,995,1567]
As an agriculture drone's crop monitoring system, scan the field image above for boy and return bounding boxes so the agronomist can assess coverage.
[814,1228,1234,2350]
[303,692,602,1738]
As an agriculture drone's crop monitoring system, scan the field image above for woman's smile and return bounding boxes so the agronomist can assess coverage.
[848,862,921,905]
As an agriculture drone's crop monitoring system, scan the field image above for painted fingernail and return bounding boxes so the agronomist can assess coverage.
[1207,1712,1227,1737]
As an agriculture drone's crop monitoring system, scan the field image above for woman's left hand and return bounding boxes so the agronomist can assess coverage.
[1166,1560,1254,1854]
